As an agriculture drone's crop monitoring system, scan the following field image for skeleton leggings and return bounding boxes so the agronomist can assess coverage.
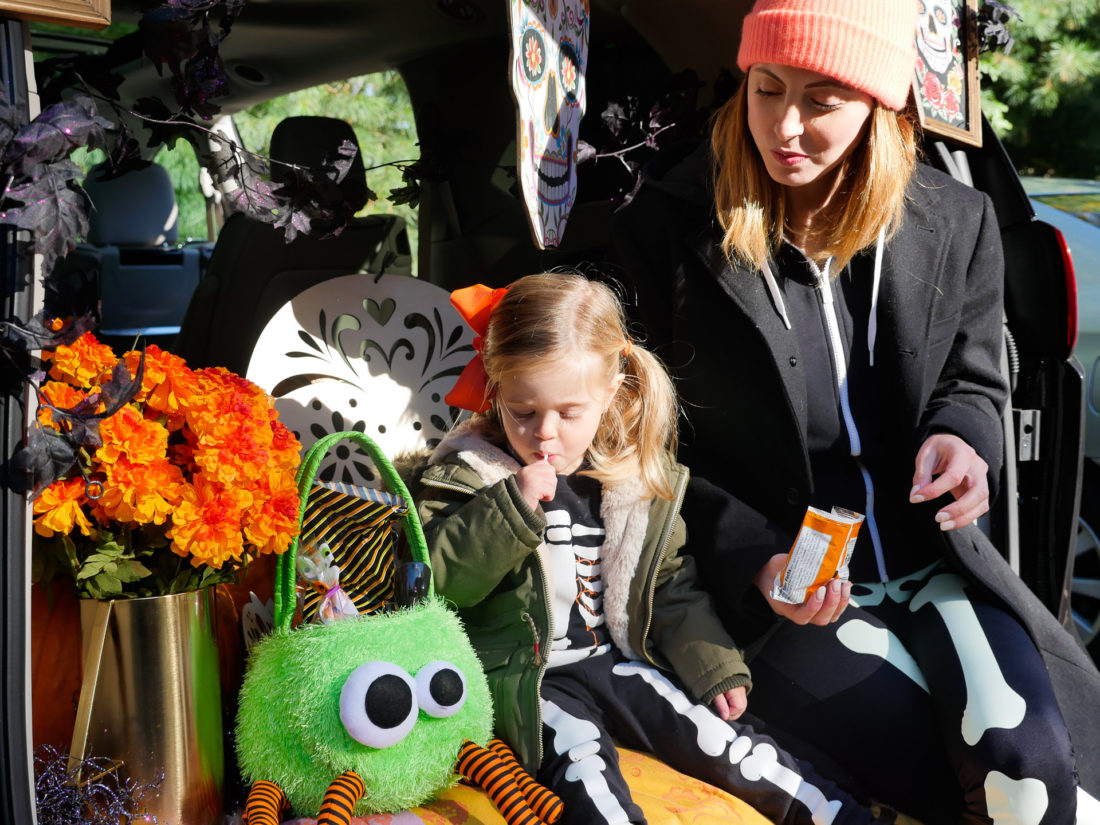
[745,562,1092,825]
[535,649,894,825]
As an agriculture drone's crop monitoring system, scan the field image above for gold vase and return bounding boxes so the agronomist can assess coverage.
[71,588,224,825]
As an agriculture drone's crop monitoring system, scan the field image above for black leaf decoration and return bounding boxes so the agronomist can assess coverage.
[977,1,1020,55]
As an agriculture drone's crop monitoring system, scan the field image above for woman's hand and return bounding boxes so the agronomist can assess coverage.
[712,686,748,721]
[515,461,557,510]
[910,433,989,531]
[753,553,851,625]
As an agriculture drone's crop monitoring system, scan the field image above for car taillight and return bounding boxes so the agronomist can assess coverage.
[1052,225,1079,353]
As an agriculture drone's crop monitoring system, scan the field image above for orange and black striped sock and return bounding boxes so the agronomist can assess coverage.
[457,740,544,825]
[316,770,366,825]
[244,780,289,825]
[488,737,564,824]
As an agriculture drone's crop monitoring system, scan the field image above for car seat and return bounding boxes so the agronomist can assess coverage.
[53,161,207,351]
[172,116,412,375]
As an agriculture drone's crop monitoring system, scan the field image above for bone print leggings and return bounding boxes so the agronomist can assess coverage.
[744,562,1083,825]
[535,650,895,825]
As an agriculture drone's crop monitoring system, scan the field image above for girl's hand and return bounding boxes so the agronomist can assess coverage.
[909,433,989,531]
[515,461,557,510]
[753,553,851,626]
[712,686,748,721]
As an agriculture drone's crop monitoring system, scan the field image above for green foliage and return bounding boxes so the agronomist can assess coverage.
[981,0,1100,177]
[154,141,207,241]
[234,72,420,257]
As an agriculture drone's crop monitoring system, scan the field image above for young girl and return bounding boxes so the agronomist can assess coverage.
[612,1,1100,822]
[417,272,894,825]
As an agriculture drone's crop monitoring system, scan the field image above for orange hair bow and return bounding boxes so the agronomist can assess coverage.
[446,284,508,413]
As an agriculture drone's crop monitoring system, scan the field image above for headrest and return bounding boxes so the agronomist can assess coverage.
[84,162,179,247]
[269,116,369,213]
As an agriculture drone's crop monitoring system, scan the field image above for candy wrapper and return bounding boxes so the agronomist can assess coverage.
[771,506,864,604]
[297,542,360,623]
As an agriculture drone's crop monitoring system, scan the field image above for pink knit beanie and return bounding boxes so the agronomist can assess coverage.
[737,0,919,110]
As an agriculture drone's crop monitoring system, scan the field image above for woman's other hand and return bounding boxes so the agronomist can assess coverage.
[712,686,748,721]
[909,433,989,531]
[753,553,851,625]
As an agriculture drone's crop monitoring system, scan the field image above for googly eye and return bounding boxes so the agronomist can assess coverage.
[415,660,467,718]
[340,661,417,748]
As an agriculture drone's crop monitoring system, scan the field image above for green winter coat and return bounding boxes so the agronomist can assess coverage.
[416,422,751,772]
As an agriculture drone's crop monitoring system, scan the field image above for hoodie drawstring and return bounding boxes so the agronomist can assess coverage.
[868,227,885,367]
[761,260,792,330]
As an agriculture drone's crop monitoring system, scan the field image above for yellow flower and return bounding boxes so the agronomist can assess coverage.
[34,478,94,537]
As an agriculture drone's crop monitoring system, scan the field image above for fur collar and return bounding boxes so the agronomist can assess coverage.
[431,420,650,658]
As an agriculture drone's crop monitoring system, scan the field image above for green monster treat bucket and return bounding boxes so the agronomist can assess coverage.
[234,431,492,819]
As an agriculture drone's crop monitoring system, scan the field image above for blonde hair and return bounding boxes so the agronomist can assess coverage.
[711,79,919,273]
[475,272,679,500]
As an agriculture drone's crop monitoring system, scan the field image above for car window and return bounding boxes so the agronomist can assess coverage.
[1021,176,1100,229]
[1030,194,1100,229]
[230,71,420,267]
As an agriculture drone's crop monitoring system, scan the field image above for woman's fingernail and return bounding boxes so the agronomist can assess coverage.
[814,587,826,602]
[830,579,841,593]
[935,511,949,523]
[939,519,955,531]
[910,485,924,502]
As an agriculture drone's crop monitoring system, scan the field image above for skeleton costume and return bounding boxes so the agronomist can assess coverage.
[417,421,896,825]
[608,2,1100,820]
[611,140,1100,824]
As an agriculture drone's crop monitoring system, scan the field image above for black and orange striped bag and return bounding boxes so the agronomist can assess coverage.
[296,479,408,621]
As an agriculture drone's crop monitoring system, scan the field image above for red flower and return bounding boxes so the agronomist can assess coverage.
[922,72,943,109]
[944,90,960,121]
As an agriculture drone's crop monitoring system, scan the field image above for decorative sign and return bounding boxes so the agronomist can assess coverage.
[508,0,590,249]
[912,0,981,147]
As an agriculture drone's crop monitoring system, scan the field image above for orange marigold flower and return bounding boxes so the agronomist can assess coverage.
[46,332,117,388]
[242,471,300,555]
[37,382,95,429]
[168,478,252,569]
[190,414,273,487]
[33,477,94,538]
[124,346,202,424]
[268,416,301,467]
[95,458,186,526]
[97,405,169,467]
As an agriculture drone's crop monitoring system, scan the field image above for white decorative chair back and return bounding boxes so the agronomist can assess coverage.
[246,273,473,487]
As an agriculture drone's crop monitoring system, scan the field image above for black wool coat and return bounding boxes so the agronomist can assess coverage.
[610,141,1100,794]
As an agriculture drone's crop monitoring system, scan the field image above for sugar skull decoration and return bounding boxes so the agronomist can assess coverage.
[915,0,956,75]
[914,0,966,127]
[508,0,590,249]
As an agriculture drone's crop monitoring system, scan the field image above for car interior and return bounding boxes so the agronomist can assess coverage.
[0,0,1092,821]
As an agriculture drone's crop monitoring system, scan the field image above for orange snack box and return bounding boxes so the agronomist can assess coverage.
[770,506,865,604]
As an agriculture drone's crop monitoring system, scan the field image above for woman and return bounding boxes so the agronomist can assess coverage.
[612,1,1100,822]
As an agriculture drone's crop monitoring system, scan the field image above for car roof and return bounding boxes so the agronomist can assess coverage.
[84,0,754,117]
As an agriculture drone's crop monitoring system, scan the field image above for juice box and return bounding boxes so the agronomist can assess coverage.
[770,506,864,604]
